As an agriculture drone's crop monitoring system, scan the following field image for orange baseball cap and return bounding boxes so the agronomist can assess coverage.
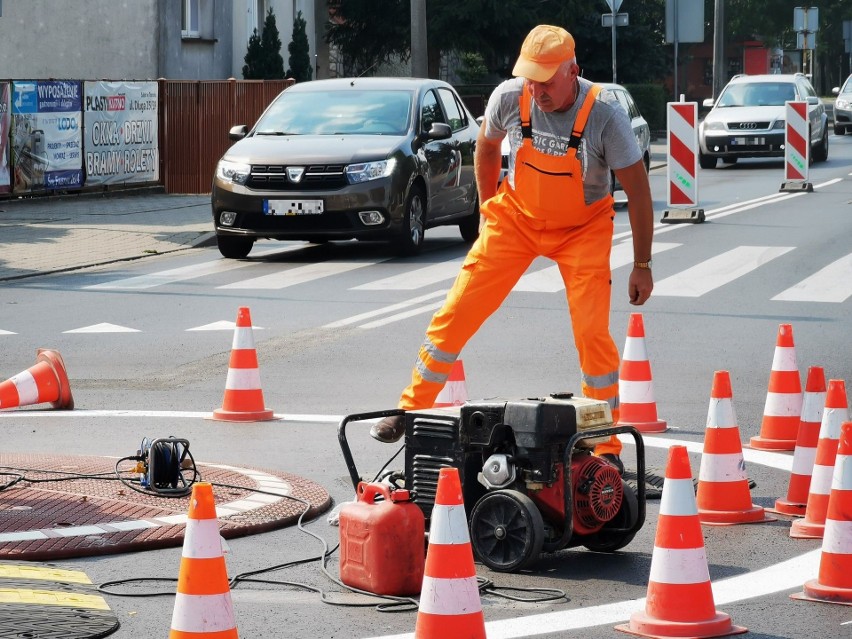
[512,25,575,82]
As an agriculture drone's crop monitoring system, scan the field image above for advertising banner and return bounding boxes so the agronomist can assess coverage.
[0,82,10,193]
[84,81,159,186]
[11,80,83,192]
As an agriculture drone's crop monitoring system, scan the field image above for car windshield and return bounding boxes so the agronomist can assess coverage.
[841,77,852,94]
[253,89,413,136]
[716,82,797,107]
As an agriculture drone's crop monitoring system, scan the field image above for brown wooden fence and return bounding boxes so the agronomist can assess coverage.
[159,79,292,194]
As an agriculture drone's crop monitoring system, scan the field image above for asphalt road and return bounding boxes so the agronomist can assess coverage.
[3,136,852,638]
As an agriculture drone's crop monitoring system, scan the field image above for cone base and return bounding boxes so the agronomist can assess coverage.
[789,518,825,539]
[698,505,775,526]
[769,498,807,517]
[37,349,74,410]
[620,418,668,434]
[210,408,276,422]
[789,580,852,606]
[616,610,747,638]
[747,434,795,451]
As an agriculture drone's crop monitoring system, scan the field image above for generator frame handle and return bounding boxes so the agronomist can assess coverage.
[338,409,406,491]
[543,424,646,553]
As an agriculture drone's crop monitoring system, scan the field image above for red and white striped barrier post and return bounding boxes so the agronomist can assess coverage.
[779,100,813,193]
[661,101,705,224]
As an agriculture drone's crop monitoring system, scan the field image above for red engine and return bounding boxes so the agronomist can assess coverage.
[529,454,624,535]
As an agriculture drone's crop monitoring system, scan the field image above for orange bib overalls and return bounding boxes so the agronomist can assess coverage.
[399,83,622,456]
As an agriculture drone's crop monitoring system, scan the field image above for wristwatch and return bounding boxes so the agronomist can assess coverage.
[634,259,652,270]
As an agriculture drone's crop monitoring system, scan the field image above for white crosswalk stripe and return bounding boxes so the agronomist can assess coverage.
[217,259,381,289]
[772,254,852,303]
[652,246,794,297]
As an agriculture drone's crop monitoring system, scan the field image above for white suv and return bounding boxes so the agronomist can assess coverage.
[698,73,829,169]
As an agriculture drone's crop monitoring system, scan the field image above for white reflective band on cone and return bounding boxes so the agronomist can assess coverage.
[621,336,649,361]
[428,504,470,544]
[224,368,262,390]
[170,592,235,632]
[820,409,849,438]
[619,380,655,402]
[763,392,803,417]
[231,327,256,350]
[10,370,38,405]
[810,464,835,495]
[418,576,482,615]
[833,454,852,488]
[801,393,826,422]
[771,346,798,371]
[649,546,710,584]
[822,520,852,554]
[659,478,698,516]
[698,452,748,482]
[182,519,224,559]
[706,398,736,428]
[791,447,818,475]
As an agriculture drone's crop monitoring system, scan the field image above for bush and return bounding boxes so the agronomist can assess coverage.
[624,83,667,133]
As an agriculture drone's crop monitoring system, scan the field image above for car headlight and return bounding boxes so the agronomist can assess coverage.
[345,158,396,184]
[772,120,785,129]
[703,120,726,131]
[216,160,250,185]
[837,98,850,109]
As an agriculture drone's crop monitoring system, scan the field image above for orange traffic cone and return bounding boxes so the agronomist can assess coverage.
[791,379,849,539]
[169,482,238,638]
[750,323,802,450]
[433,360,468,408]
[617,313,667,433]
[414,467,485,639]
[0,348,73,411]
[772,366,826,516]
[791,421,852,605]
[696,371,774,525]
[615,445,747,638]
[211,307,275,422]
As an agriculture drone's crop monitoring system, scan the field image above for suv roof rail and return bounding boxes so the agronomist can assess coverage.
[731,74,746,80]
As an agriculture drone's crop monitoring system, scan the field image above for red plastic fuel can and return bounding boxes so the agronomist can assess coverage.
[339,482,425,596]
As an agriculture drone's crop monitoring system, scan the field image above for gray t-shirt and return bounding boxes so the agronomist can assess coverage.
[484,77,641,204]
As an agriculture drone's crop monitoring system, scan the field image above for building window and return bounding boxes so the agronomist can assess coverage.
[182,0,200,37]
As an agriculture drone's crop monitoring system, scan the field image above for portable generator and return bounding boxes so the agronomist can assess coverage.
[339,392,645,572]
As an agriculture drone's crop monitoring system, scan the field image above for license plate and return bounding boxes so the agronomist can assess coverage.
[731,137,764,146]
[264,199,324,216]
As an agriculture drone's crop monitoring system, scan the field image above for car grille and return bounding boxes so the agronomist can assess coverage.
[247,164,347,190]
[728,122,770,131]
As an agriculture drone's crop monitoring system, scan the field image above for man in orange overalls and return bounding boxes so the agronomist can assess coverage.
[372,25,655,474]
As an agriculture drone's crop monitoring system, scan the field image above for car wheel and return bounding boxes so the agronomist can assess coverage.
[813,125,829,162]
[699,152,717,169]
[395,184,425,256]
[217,235,254,259]
[458,195,480,243]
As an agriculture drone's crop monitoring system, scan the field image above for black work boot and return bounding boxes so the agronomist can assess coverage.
[370,415,405,443]
[600,453,625,476]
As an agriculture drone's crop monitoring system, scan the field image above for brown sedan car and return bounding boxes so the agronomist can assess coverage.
[211,77,481,258]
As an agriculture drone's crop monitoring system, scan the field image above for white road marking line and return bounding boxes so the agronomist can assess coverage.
[772,253,852,303]
[63,323,141,334]
[358,301,444,329]
[0,330,16,335]
[322,290,448,328]
[653,246,794,297]
[187,321,264,332]
[0,410,341,422]
[218,259,380,289]
[353,257,465,290]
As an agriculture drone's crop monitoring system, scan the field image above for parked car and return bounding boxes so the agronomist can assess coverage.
[494,82,651,192]
[212,77,481,258]
[698,73,828,168]
[832,74,852,135]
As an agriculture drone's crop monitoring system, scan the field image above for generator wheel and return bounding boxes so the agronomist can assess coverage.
[469,489,545,572]
[582,478,639,553]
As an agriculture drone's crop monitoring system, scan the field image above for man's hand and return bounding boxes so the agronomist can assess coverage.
[628,268,653,305]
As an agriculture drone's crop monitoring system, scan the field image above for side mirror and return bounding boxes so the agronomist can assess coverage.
[806,96,820,105]
[229,125,248,141]
[702,98,715,108]
[832,87,840,95]
[423,122,452,141]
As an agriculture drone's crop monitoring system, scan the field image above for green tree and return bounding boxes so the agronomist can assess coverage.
[288,10,313,82]
[242,7,285,79]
